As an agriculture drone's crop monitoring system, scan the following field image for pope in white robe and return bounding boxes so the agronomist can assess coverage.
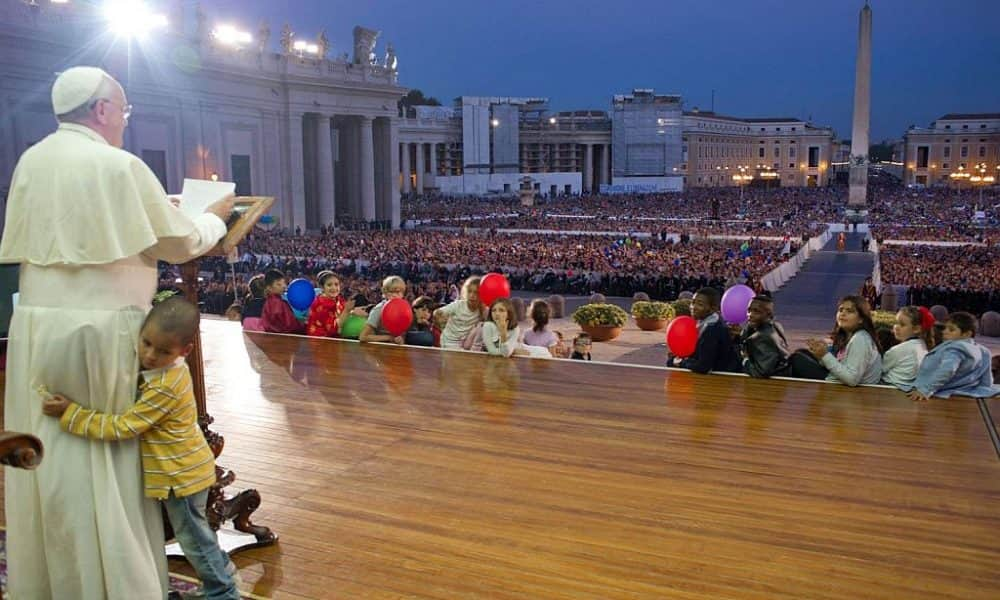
[0,67,232,599]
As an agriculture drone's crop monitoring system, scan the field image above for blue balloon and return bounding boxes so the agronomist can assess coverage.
[286,278,316,311]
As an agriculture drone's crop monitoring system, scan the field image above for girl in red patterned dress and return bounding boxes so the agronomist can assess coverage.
[306,271,355,337]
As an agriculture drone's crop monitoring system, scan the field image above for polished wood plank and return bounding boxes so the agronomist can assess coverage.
[5,320,1000,598]
[201,322,999,599]
[986,399,1000,454]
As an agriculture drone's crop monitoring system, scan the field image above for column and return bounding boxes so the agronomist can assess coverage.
[600,144,610,186]
[359,116,376,222]
[415,142,425,194]
[389,120,401,229]
[315,115,336,228]
[848,2,872,206]
[401,142,412,194]
[584,143,594,193]
[427,143,439,189]
[286,112,307,231]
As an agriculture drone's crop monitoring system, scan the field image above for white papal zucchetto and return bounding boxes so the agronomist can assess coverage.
[51,66,113,115]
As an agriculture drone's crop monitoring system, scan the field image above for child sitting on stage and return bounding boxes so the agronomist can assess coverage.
[904,312,1000,401]
[360,276,408,345]
[670,287,740,374]
[260,269,304,334]
[570,333,592,361]
[40,296,240,600]
[405,296,438,347]
[881,306,932,389]
[241,273,266,330]
[306,271,358,338]
[482,297,527,357]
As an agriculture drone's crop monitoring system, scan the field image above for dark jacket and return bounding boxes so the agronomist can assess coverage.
[679,316,740,374]
[738,320,791,378]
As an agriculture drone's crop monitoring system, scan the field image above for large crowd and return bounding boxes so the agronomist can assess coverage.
[176,229,797,311]
[878,244,1000,314]
[403,187,842,239]
[867,183,999,243]
[166,180,1000,319]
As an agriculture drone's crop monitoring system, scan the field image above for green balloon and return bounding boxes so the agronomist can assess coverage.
[340,315,366,339]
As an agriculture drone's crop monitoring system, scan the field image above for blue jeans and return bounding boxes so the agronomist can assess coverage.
[163,489,240,600]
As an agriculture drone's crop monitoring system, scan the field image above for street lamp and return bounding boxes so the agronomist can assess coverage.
[292,39,320,56]
[949,164,970,193]
[758,164,779,190]
[732,165,753,214]
[540,116,556,173]
[213,24,253,47]
[969,162,995,209]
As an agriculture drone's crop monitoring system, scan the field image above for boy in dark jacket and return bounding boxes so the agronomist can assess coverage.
[737,295,791,377]
[670,287,740,374]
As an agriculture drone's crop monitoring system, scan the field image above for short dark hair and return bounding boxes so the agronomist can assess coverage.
[948,312,977,336]
[695,287,721,309]
[144,296,200,345]
[264,269,286,289]
[749,295,774,318]
[412,296,435,311]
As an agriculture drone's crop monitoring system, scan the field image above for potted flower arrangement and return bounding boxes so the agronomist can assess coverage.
[630,301,675,331]
[871,310,897,329]
[571,303,628,342]
[671,298,692,318]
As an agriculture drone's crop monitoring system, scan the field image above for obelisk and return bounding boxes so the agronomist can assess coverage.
[848,1,872,206]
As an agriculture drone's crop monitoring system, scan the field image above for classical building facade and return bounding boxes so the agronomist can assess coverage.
[1,2,845,234]
[398,93,838,196]
[399,98,607,196]
[681,110,837,188]
[902,113,1000,188]
[0,0,405,231]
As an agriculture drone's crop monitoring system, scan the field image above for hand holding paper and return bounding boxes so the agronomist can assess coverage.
[175,179,236,220]
[205,194,236,223]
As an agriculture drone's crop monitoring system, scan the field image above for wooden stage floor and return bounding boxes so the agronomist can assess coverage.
[6,319,1000,598]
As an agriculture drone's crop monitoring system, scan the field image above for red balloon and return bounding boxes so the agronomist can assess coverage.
[478,273,511,307]
[381,298,413,337]
[666,316,698,359]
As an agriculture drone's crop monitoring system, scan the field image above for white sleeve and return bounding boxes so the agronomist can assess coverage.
[822,333,876,386]
[141,214,227,264]
[482,322,516,357]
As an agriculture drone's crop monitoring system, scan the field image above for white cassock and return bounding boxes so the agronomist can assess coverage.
[0,123,227,599]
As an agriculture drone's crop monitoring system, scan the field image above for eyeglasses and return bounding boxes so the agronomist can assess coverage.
[92,98,133,120]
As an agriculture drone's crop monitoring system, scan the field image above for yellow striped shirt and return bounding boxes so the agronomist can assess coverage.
[60,360,217,499]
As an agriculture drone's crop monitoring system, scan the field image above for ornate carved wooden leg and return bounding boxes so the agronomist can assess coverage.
[199,411,276,544]
[167,260,277,553]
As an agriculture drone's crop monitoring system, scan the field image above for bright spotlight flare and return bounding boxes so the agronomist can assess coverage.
[213,24,253,47]
[292,40,319,55]
[104,0,168,39]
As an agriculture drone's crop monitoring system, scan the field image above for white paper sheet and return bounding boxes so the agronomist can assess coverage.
[176,178,236,220]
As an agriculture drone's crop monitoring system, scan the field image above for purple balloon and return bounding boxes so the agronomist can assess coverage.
[721,284,755,324]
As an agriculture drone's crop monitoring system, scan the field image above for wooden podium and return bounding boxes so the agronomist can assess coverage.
[168,196,278,555]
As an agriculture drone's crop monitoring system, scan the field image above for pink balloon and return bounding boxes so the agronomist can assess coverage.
[666,316,698,358]
[381,298,413,337]
[479,273,511,307]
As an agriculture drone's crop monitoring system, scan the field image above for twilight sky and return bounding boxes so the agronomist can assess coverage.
[204,0,1000,141]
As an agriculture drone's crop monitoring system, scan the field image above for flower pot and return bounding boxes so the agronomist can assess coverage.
[634,317,668,332]
[580,324,623,342]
